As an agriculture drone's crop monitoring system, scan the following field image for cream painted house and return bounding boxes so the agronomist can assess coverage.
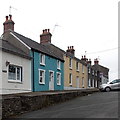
[64,46,88,90]
[0,39,32,94]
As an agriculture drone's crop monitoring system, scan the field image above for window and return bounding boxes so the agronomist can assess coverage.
[95,80,97,87]
[69,58,72,69]
[8,65,22,82]
[92,70,94,75]
[88,79,91,87]
[57,60,61,70]
[95,70,97,76]
[88,68,91,73]
[76,61,79,71]
[56,72,61,85]
[92,79,94,87]
[40,53,45,65]
[39,69,45,84]
[82,65,84,73]
[69,73,72,85]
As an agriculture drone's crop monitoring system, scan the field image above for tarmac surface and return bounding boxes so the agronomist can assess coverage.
[14,91,119,119]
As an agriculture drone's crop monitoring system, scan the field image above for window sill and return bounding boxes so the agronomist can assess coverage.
[40,63,45,66]
[8,80,22,84]
[57,84,61,86]
[57,68,61,71]
[69,67,72,70]
[39,82,45,85]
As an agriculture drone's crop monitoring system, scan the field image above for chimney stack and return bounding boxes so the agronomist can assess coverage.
[66,46,75,56]
[40,29,52,44]
[87,59,92,65]
[3,14,15,33]
[94,58,99,65]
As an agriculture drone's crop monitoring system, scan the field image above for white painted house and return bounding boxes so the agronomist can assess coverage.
[0,39,32,94]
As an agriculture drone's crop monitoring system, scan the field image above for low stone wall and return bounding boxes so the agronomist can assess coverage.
[2,89,99,119]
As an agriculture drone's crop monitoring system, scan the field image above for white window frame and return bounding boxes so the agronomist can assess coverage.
[8,64,22,83]
[40,53,45,65]
[76,61,79,72]
[69,73,72,86]
[57,60,61,70]
[56,72,61,85]
[39,69,45,84]
[69,58,72,69]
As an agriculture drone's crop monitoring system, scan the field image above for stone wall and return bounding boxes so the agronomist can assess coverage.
[2,89,99,119]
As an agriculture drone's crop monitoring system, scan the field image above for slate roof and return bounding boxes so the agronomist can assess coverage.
[92,64,109,78]
[11,31,64,62]
[42,43,87,66]
[0,39,32,59]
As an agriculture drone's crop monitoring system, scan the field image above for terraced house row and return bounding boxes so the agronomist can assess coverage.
[0,15,109,94]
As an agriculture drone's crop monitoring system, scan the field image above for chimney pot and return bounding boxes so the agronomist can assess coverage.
[6,16,8,21]
[9,14,12,20]
[3,14,14,33]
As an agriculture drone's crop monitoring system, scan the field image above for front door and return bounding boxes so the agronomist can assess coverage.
[49,71,54,90]
[76,76,79,88]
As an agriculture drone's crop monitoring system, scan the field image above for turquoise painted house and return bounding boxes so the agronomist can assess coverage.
[2,15,64,91]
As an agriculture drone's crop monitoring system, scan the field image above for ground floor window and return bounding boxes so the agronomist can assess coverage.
[88,79,91,87]
[56,72,61,85]
[8,64,22,82]
[39,69,45,84]
[69,73,72,86]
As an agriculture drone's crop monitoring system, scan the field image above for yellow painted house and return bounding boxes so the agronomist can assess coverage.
[64,46,88,90]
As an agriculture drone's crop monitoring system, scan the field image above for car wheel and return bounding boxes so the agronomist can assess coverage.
[105,87,111,92]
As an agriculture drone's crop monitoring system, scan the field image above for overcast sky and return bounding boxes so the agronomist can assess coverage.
[0,0,119,81]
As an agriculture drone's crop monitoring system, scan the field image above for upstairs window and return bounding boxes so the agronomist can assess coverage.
[88,68,91,73]
[40,53,45,65]
[69,58,72,69]
[82,65,84,73]
[57,60,61,70]
[76,61,79,71]
[8,65,22,82]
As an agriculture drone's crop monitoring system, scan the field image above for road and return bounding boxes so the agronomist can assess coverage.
[14,91,119,119]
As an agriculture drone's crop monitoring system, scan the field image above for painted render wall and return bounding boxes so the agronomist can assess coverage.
[32,51,64,91]
[64,56,88,90]
[1,51,31,94]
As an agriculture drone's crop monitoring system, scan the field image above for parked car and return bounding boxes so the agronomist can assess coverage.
[99,79,120,92]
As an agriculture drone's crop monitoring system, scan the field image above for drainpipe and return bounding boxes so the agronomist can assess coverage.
[32,50,35,92]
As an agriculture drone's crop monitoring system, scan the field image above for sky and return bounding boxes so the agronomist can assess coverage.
[0,0,119,81]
